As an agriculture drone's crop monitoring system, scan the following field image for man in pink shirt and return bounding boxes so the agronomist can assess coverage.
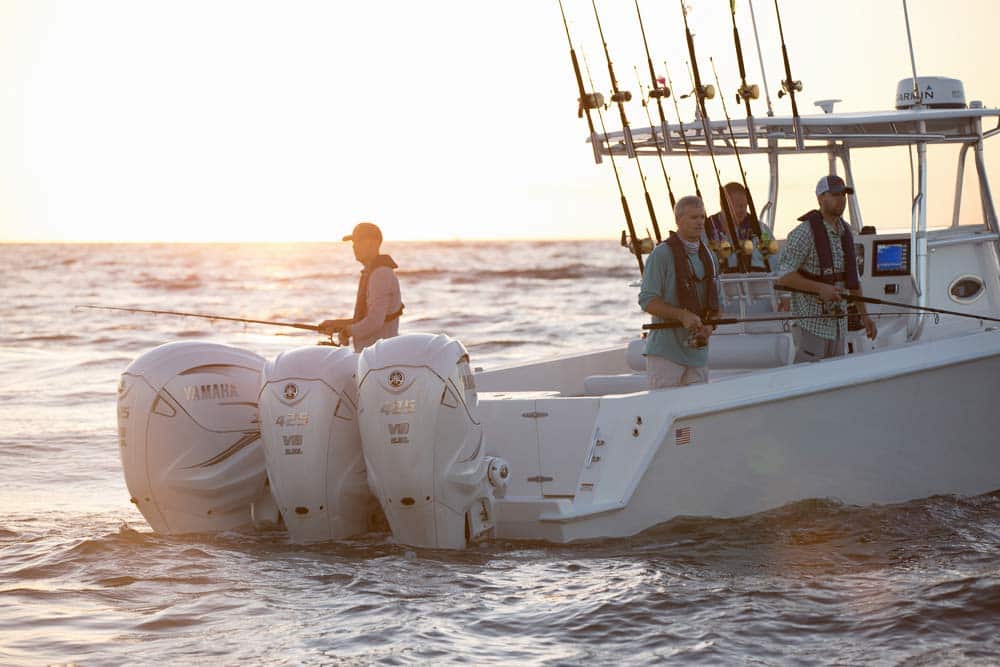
[320,222,403,351]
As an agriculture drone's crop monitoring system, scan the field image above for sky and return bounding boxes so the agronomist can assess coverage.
[0,0,999,242]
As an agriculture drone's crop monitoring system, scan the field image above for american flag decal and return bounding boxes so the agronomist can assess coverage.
[675,426,691,446]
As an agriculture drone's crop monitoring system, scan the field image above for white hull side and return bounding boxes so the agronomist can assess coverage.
[493,331,1000,542]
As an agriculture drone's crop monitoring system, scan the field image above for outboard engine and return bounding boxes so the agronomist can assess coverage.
[258,345,380,543]
[356,333,509,549]
[117,341,273,534]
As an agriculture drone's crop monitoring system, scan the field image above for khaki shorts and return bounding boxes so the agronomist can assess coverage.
[793,327,845,363]
[646,355,709,389]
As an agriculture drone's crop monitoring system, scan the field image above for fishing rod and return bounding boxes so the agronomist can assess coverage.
[710,56,777,272]
[635,68,676,233]
[728,0,760,147]
[634,0,671,153]
[678,1,738,245]
[557,0,644,271]
[557,0,605,164]
[664,61,702,200]
[581,50,645,274]
[747,0,775,117]
[76,304,345,338]
[773,0,804,148]
[591,0,636,159]
[643,311,921,330]
[590,0,664,247]
[633,0,678,227]
[622,73,665,246]
[780,286,1000,325]
[678,2,715,135]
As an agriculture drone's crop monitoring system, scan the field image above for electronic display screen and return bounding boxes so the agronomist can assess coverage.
[872,239,911,276]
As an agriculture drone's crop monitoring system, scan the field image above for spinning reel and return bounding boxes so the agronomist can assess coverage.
[578,92,605,118]
[736,83,760,104]
[681,84,716,101]
[778,78,802,98]
[621,229,655,255]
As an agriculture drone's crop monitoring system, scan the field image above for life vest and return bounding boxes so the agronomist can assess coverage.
[707,211,771,273]
[665,232,720,317]
[353,254,405,324]
[795,210,860,290]
[708,209,766,243]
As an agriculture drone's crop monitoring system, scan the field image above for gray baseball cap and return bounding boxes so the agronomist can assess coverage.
[815,174,855,196]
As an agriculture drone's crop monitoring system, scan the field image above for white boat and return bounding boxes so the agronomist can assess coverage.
[467,81,1000,543]
[115,63,1000,548]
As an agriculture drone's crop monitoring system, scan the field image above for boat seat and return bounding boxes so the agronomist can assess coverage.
[710,332,795,368]
[628,333,795,371]
[582,333,795,396]
[582,372,649,396]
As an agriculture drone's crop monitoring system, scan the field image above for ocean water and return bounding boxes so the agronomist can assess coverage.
[2,241,999,665]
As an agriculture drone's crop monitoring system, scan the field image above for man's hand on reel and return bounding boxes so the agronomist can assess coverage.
[814,283,845,303]
[318,318,352,346]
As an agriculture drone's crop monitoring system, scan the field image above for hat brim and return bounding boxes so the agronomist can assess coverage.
[822,186,855,195]
[341,234,353,242]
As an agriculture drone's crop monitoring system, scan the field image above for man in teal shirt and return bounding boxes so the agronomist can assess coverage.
[639,196,721,389]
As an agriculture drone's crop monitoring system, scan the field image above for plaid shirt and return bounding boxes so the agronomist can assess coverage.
[776,217,850,340]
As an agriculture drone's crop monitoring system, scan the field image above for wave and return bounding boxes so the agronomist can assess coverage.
[269,271,358,284]
[51,390,114,402]
[135,273,204,291]
[263,264,635,285]
[466,340,529,350]
[15,334,79,343]
[450,264,633,283]
[396,269,449,279]
[74,357,134,369]
[174,329,213,338]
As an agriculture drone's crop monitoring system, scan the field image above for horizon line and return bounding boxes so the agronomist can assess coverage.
[0,236,620,244]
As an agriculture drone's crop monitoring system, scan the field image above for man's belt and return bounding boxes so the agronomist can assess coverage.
[798,269,846,284]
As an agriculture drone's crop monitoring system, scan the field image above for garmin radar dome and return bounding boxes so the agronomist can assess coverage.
[895,76,966,109]
[258,345,381,543]
[117,341,276,535]
[356,333,509,550]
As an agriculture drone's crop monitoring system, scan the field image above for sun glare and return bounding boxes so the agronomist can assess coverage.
[0,1,998,242]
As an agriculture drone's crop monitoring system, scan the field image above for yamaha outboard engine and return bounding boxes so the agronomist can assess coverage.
[356,333,509,549]
[258,345,380,543]
[117,341,274,534]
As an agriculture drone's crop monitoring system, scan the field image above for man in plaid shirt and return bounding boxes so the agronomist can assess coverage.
[776,175,877,361]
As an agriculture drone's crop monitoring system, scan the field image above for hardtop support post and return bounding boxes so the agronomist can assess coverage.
[951,143,971,229]
[839,146,864,234]
[972,122,1000,284]
[763,139,780,233]
[909,136,929,341]
[974,132,1000,234]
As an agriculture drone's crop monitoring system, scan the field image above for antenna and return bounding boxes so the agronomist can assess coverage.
[902,0,921,106]
[747,0,774,117]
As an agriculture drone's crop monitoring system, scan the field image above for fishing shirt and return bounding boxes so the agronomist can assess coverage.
[776,216,851,341]
[351,262,402,352]
[638,241,718,368]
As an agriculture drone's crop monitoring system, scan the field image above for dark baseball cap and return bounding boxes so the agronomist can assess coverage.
[815,174,855,196]
[342,222,382,243]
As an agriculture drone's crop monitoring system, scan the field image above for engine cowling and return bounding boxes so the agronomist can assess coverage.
[258,345,380,543]
[117,341,273,534]
[356,333,509,549]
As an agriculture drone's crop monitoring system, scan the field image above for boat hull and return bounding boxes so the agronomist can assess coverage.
[490,330,1000,542]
